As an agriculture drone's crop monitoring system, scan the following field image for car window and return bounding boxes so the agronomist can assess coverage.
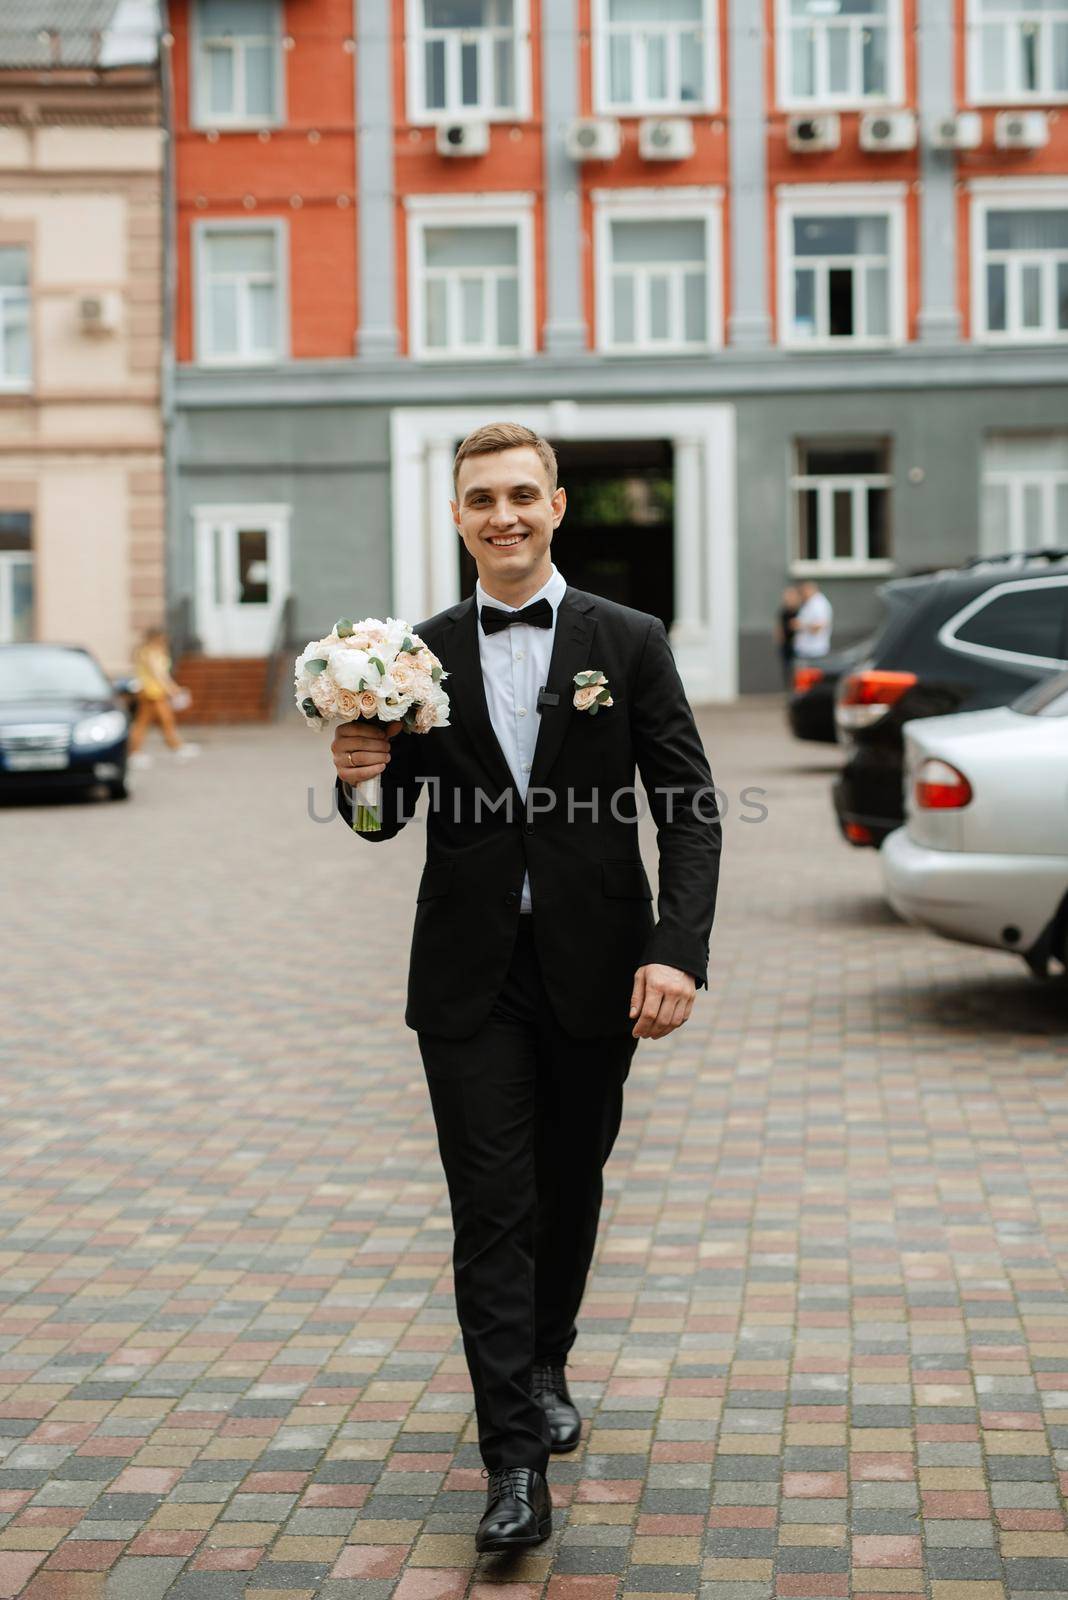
[0,648,111,701]
[951,584,1068,664]
[1013,672,1068,718]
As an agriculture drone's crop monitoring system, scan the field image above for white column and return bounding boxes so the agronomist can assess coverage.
[426,437,460,615]
[672,436,705,642]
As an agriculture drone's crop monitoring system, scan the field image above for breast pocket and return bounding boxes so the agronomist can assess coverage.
[601,861,653,899]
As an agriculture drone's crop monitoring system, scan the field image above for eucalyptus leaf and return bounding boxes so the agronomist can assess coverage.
[369,655,386,676]
[588,704,599,716]
[431,665,442,683]
[301,697,320,718]
[304,658,328,676]
[336,618,354,637]
[596,687,611,703]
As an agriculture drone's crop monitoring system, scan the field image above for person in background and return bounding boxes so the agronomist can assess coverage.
[791,580,833,662]
[775,584,801,688]
[127,627,199,768]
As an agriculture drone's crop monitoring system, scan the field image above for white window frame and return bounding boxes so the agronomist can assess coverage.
[938,576,1068,671]
[970,179,1068,346]
[966,0,1068,105]
[593,187,723,356]
[777,183,907,350]
[193,219,288,367]
[776,0,904,110]
[0,245,31,393]
[190,0,285,130]
[405,194,535,361]
[789,440,894,575]
[592,0,719,115]
[0,552,33,643]
[405,0,532,124]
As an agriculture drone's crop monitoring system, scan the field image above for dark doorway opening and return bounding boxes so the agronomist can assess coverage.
[458,438,675,632]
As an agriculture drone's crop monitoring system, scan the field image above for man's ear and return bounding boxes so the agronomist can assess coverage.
[551,486,567,527]
[450,498,460,530]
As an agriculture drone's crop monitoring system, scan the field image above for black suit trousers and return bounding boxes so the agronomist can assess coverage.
[417,916,638,1474]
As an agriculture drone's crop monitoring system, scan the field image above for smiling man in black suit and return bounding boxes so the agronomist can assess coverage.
[332,422,721,1553]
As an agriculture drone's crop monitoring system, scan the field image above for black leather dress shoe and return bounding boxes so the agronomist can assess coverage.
[475,1466,552,1552]
[532,1362,582,1453]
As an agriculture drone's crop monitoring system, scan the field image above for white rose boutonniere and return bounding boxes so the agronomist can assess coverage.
[573,669,613,715]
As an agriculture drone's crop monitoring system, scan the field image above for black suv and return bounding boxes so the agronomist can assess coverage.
[832,551,1068,847]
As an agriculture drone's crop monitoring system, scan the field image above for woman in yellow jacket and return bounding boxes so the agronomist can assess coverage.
[128,627,198,766]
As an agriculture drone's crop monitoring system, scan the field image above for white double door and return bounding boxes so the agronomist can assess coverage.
[194,504,290,656]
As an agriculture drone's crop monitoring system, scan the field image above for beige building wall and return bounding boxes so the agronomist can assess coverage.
[0,85,164,677]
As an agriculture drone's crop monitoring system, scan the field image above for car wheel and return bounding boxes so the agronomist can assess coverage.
[107,779,129,801]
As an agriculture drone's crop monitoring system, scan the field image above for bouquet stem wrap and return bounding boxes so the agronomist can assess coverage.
[352,773,382,834]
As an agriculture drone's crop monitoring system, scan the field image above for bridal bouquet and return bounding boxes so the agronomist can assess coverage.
[295,616,450,833]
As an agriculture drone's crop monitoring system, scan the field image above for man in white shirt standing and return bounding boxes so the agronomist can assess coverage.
[792,579,833,659]
[330,423,720,1554]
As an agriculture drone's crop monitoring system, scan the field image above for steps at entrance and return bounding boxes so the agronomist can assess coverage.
[173,656,273,724]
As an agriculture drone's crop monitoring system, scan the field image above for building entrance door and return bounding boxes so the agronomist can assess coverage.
[193,505,290,656]
[458,439,675,631]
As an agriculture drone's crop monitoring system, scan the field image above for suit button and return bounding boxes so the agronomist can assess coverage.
[524,822,534,834]
[504,890,518,906]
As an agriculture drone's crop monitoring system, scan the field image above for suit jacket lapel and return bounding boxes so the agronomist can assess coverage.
[438,598,519,800]
[529,588,597,790]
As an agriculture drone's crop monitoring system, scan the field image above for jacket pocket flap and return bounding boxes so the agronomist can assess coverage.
[602,861,653,899]
[417,863,454,901]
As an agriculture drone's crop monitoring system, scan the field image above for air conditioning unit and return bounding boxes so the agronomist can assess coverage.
[994,109,1049,150]
[78,293,121,334]
[435,120,491,157]
[929,111,982,151]
[860,110,917,152]
[638,117,694,161]
[565,117,621,162]
[787,113,840,153]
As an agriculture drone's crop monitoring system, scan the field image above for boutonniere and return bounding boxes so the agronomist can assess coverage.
[573,669,613,715]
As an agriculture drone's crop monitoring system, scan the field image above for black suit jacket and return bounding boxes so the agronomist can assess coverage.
[336,586,721,1039]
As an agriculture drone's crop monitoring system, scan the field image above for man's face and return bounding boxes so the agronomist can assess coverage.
[451,446,566,590]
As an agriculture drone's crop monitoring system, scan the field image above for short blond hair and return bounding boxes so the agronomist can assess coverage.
[452,422,558,496]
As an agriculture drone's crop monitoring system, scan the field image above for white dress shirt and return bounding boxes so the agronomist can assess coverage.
[476,563,567,913]
[793,591,833,658]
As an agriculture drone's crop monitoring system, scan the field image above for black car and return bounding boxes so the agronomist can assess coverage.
[0,644,132,801]
[787,636,873,744]
[832,551,1068,847]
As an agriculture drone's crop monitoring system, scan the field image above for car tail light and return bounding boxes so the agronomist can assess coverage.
[844,821,874,845]
[836,669,918,731]
[793,664,825,693]
[914,758,972,810]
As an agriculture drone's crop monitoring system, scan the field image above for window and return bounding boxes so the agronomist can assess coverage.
[0,248,30,390]
[408,0,529,121]
[192,0,282,127]
[969,0,1068,102]
[791,440,892,570]
[594,191,722,354]
[407,204,533,359]
[779,0,901,107]
[974,199,1068,342]
[0,513,33,645]
[780,193,904,347]
[195,225,285,365]
[946,582,1068,666]
[595,0,717,113]
[981,435,1068,553]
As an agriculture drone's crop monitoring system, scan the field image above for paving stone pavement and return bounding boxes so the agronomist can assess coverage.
[1,699,1067,1600]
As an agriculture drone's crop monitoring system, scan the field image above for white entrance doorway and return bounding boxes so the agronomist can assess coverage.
[193,504,291,656]
[0,512,33,644]
[390,400,737,701]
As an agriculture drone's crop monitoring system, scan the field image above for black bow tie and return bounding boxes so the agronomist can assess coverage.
[479,597,553,635]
